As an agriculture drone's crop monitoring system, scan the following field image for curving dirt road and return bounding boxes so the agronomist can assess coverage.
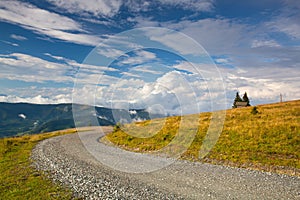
[31,127,300,199]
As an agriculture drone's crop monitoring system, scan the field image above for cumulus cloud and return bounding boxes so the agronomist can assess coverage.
[132,11,299,108]
[141,70,222,114]
[4,62,298,113]
[1,1,299,112]
[222,65,300,106]
[0,94,72,104]
[5,54,298,114]
[89,68,223,114]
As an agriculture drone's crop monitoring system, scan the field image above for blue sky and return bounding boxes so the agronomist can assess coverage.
[0,0,299,114]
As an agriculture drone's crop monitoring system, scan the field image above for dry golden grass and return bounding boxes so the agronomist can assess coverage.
[105,100,300,176]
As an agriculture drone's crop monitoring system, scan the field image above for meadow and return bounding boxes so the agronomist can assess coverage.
[0,129,78,200]
[0,100,299,199]
[105,100,300,176]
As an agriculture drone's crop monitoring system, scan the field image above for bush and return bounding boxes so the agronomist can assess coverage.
[113,122,122,132]
[251,106,259,115]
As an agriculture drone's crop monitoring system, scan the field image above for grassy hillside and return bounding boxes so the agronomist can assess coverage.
[104,100,300,176]
[0,129,78,199]
[0,101,298,199]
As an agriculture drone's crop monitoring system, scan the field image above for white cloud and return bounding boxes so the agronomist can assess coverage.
[124,1,152,12]
[136,15,299,108]
[0,0,101,46]
[0,1,80,30]
[158,0,215,12]
[167,18,249,54]
[0,53,71,83]
[45,52,118,74]
[3,63,297,113]
[266,1,300,40]
[44,53,66,61]
[1,1,299,112]
[144,28,207,56]
[119,50,157,65]
[39,29,100,46]
[215,58,229,64]
[112,78,145,89]
[128,16,160,27]
[18,113,26,119]
[173,61,196,73]
[1,40,19,47]
[136,18,249,57]
[10,34,27,41]
[95,34,144,58]
[251,39,281,48]
[124,0,215,14]
[140,71,214,114]
[0,53,118,85]
[133,12,299,71]
[0,94,72,104]
[132,65,164,75]
[223,66,300,106]
[97,47,125,58]
[46,0,122,17]
[269,19,300,40]
[171,62,225,97]
[93,69,221,114]
[129,110,137,115]
[121,71,141,78]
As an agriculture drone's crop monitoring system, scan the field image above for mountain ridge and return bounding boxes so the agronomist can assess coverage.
[0,102,162,138]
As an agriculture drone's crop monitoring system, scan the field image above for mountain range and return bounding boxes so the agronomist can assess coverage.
[0,102,163,138]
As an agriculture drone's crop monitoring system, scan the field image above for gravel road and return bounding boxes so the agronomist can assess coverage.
[31,127,300,199]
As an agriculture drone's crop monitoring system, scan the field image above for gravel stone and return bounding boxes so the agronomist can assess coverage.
[31,128,300,199]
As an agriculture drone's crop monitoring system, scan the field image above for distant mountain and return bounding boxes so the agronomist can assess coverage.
[0,102,163,138]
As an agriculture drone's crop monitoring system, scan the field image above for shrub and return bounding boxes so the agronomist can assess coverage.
[251,106,259,115]
[113,122,122,132]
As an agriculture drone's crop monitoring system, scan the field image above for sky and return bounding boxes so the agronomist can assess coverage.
[0,0,299,115]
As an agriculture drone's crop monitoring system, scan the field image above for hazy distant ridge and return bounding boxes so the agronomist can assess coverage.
[0,102,159,138]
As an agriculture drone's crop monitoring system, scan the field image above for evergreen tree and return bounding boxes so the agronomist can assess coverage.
[242,92,250,106]
[233,92,242,108]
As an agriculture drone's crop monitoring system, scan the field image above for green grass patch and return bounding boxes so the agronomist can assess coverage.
[0,129,78,200]
[105,100,300,176]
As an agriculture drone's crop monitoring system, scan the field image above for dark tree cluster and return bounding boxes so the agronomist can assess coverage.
[232,92,251,108]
